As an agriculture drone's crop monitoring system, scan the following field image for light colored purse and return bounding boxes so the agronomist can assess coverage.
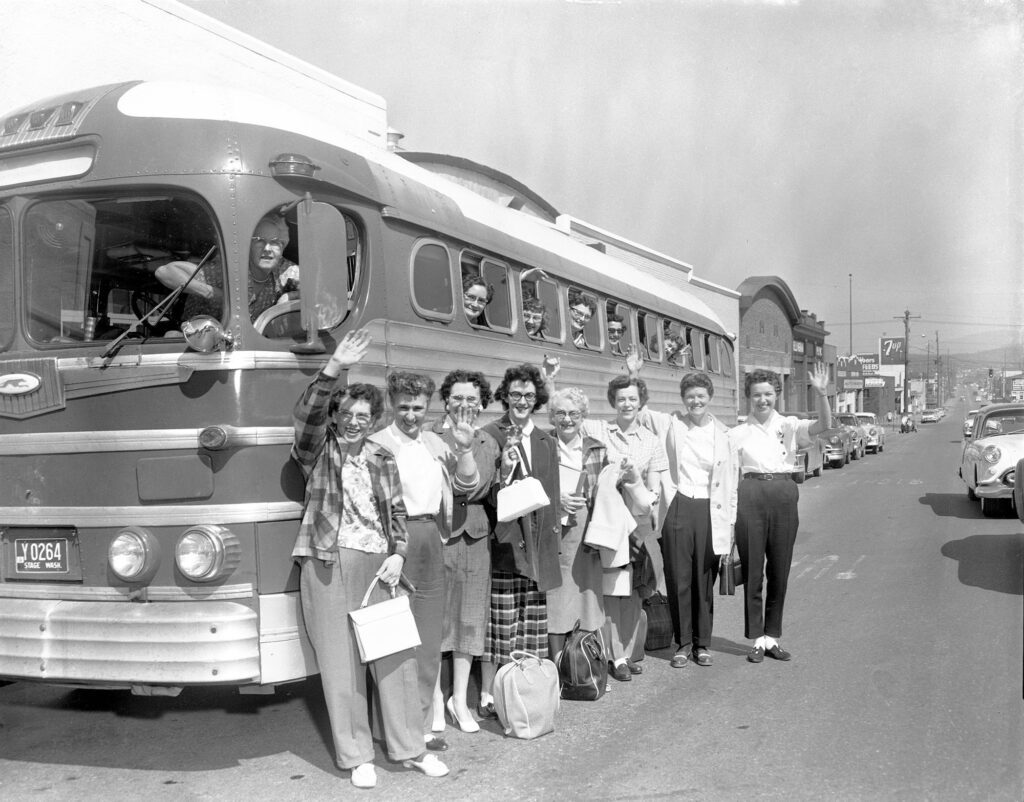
[348,575,420,663]
[497,456,550,523]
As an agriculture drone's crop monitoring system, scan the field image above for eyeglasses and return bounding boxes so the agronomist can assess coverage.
[252,237,286,248]
[523,312,544,323]
[570,308,592,322]
[463,292,488,306]
[508,391,537,403]
[448,395,480,405]
[553,410,583,421]
[337,410,372,425]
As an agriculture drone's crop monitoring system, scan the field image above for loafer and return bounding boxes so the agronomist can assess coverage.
[669,650,689,668]
[747,645,764,663]
[692,647,713,667]
[609,661,631,682]
[765,644,791,661]
[477,701,496,719]
[424,735,449,752]
[626,658,643,675]
[403,753,450,778]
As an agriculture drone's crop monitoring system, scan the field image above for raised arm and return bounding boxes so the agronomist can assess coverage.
[807,361,833,436]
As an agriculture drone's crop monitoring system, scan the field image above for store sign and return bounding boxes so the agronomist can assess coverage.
[793,340,805,355]
[857,352,879,375]
[880,337,905,365]
[865,377,885,388]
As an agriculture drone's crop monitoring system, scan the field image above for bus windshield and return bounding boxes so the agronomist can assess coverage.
[23,194,220,344]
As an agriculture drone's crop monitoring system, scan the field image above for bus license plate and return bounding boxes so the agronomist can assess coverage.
[3,528,82,581]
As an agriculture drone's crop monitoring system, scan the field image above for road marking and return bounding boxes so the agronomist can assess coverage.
[836,555,865,579]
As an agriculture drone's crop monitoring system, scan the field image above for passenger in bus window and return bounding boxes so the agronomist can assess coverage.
[664,331,691,367]
[289,329,449,787]
[462,273,492,326]
[568,290,595,348]
[247,213,299,320]
[369,370,481,754]
[522,294,547,338]
[607,312,627,356]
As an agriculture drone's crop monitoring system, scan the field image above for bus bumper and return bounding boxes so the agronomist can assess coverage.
[0,598,260,685]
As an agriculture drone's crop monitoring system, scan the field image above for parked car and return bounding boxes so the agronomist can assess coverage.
[1015,458,1024,524]
[959,403,1024,517]
[793,412,826,479]
[921,409,940,423]
[854,412,886,453]
[834,413,866,460]
[821,419,853,467]
[963,409,980,439]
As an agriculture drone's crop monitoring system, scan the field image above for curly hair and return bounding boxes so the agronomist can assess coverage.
[439,369,492,408]
[679,371,715,399]
[744,369,781,397]
[606,375,648,408]
[549,387,589,417]
[386,371,436,403]
[494,363,548,412]
[462,272,494,303]
[329,382,384,420]
[567,289,596,315]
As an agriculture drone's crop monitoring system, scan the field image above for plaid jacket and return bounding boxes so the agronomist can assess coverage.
[290,371,408,563]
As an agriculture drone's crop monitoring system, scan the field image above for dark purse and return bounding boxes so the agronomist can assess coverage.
[718,543,743,596]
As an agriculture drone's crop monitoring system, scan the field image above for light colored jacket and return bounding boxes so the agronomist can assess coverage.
[637,407,738,555]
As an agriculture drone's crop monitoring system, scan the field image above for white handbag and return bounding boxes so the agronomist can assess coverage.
[497,458,550,523]
[348,575,420,663]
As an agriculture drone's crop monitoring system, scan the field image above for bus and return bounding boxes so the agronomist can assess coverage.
[0,80,737,694]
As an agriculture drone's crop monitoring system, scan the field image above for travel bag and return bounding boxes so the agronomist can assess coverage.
[556,620,607,701]
[492,650,559,739]
[642,592,673,651]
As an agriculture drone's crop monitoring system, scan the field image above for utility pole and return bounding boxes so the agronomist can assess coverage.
[935,330,941,404]
[894,308,921,413]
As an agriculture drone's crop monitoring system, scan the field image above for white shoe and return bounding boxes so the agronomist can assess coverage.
[351,763,377,789]
[403,752,450,778]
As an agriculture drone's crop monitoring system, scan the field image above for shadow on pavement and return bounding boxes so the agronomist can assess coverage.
[941,534,1024,595]
[919,492,982,519]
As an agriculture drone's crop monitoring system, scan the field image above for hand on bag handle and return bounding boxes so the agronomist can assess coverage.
[360,573,416,608]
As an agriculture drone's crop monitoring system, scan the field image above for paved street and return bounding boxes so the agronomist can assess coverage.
[1,402,1021,801]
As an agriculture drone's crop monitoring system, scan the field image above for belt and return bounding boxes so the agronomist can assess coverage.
[406,514,437,521]
[742,472,792,481]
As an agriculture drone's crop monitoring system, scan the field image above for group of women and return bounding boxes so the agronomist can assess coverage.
[290,327,832,789]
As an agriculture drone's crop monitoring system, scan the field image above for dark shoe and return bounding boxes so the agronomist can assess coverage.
[692,647,713,667]
[476,701,496,719]
[424,735,449,752]
[765,644,791,661]
[669,650,689,669]
[609,661,632,682]
[626,658,643,675]
[747,646,764,663]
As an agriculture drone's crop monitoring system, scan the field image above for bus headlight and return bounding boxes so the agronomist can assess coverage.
[109,527,160,583]
[175,525,240,582]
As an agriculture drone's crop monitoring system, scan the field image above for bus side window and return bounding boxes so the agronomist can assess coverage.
[411,240,454,320]
[567,286,598,349]
[0,206,12,351]
[521,270,560,341]
[461,252,512,332]
[638,311,659,360]
[605,300,631,357]
[705,333,721,373]
[685,326,702,369]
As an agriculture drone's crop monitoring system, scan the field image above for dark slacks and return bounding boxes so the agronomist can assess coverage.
[660,493,717,650]
[402,519,445,733]
[734,477,799,639]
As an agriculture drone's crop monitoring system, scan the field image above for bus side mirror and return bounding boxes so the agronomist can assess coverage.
[292,198,350,354]
[182,316,234,353]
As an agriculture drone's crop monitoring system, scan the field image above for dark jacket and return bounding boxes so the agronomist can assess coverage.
[482,415,562,592]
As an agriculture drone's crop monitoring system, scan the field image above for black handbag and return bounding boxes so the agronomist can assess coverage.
[719,544,743,596]
[642,592,673,651]
[556,620,607,701]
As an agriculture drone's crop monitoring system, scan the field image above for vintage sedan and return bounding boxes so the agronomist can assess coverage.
[834,413,866,460]
[921,409,940,423]
[963,409,980,439]
[854,412,886,453]
[959,403,1024,517]
[793,412,827,478]
[821,419,854,468]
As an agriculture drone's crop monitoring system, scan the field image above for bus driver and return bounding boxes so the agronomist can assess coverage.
[156,212,300,324]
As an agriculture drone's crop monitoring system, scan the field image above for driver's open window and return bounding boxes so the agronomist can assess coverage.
[23,193,221,344]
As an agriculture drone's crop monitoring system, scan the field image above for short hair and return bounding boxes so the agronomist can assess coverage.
[679,372,715,399]
[494,363,549,412]
[523,295,548,333]
[549,387,589,417]
[744,369,781,397]
[606,375,649,408]
[386,371,436,403]
[567,289,596,315]
[462,272,494,303]
[607,312,624,327]
[329,382,384,420]
[255,213,290,244]
[439,369,492,408]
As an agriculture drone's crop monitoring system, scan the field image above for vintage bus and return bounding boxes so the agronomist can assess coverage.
[0,80,737,694]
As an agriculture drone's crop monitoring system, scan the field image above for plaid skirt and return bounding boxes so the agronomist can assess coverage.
[483,570,549,664]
